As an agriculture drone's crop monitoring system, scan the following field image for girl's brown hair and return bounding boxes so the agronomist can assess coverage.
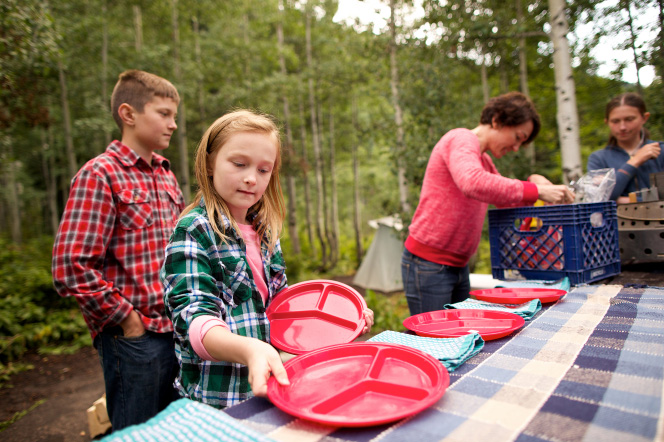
[605,92,650,146]
[479,92,541,144]
[182,109,285,252]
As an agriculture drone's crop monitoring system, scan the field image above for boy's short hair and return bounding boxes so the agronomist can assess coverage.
[110,70,180,131]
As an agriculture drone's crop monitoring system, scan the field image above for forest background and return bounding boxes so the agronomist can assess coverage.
[1,0,662,381]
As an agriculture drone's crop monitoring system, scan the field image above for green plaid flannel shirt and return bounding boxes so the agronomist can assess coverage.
[161,203,287,408]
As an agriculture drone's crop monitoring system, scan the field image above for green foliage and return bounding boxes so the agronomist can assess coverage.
[0,237,90,364]
[364,290,409,333]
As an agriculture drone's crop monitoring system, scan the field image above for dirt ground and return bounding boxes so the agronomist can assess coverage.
[0,346,105,442]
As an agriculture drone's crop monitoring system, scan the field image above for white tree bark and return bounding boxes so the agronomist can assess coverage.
[548,0,583,183]
[389,0,411,214]
[172,0,191,202]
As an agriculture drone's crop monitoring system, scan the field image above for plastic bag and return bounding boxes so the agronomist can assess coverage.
[570,168,616,203]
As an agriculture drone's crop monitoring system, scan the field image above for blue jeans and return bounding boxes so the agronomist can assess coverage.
[401,249,470,315]
[94,327,179,431]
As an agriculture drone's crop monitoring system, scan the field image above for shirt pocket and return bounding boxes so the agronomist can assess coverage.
[161,188,185,223]
[117,188,154,230]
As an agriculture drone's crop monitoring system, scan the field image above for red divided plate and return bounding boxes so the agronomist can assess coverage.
[267,280,366,354]
[403,310,525,340]
[267,342,449,427]
[470,287,567,304]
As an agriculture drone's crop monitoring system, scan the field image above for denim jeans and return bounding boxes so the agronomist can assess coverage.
[401,249,470,315]
[94,327,179,431]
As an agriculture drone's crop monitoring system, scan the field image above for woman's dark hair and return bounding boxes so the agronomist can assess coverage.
[605,92,650,146]
[480,92,541,144]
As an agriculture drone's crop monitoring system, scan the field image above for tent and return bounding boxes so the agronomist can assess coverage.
[352,216,404,293]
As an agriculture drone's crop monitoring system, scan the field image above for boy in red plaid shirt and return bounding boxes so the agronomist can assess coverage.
[52,70,185,431]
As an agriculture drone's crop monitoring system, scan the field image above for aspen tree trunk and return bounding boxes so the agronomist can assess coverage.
[172,0,191,202]
[622,0,643,94]
[299,98,315,254]
[193,15,206,129]
[46,126,59,233]
[548,0,583,183]
[328,102,339,266]
[351,95,363,264]
[305,8,327,268]
[277,0,301,254]
[517,0,535,168]
[388,0,411,215]
[41,129,59,234]
[102,0,110,147]
[58,60,77,180]
[133,5,143,52]
[318,102,332,266]
[480,54,490,104]
[5,144,21,243]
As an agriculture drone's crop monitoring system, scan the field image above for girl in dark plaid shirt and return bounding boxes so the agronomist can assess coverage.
[162,109,373,408]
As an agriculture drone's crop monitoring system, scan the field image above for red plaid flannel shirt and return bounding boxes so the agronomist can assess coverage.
[52,141,185,339]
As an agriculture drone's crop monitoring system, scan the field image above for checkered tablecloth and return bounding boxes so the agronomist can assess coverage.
[224,284,664,441]
[108,285,664,442]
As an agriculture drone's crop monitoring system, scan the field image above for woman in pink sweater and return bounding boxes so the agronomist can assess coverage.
[402,92,574,315]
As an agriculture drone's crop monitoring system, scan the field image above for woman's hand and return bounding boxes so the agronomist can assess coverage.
[537,184,575,205]
[628,142,661,167]
[361,308,374,334]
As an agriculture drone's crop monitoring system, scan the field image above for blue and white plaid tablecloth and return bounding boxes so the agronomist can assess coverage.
[109,284,664,442]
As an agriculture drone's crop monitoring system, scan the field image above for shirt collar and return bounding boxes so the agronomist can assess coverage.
[107,140,171,171]
[198,197,262,243]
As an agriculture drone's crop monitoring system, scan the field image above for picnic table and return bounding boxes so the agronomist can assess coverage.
[102,282,664,442]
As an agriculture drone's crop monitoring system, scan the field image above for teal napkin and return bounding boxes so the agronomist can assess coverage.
[445,298,542,320]
[368,330,484,372]
[102,398,275,442]
[496,276,571,292]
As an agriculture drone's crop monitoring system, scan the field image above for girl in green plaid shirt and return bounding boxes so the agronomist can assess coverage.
[161,110,293,408]
[162,110,374,409]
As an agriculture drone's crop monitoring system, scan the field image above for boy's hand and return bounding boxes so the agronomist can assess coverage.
[361,308,374,334]
[120,310,146,337]
[246,340,290,397]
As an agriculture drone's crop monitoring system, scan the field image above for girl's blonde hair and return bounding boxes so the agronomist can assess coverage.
[182,109,285,252]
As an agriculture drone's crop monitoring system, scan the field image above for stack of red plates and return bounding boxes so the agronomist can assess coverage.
[267,342,449,427]
[266,280,451,426]
[266,280,367,355]
[403,309,525,341]
[470,287,567,304]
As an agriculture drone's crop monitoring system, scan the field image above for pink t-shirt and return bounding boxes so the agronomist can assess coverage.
[406,128,538,267]
[238,224,269,304]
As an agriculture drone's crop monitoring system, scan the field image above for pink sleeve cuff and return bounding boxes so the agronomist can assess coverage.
[522,181,539,205]
[189,316,229,361]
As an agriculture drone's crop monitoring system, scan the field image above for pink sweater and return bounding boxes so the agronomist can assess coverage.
[406,128,538,267]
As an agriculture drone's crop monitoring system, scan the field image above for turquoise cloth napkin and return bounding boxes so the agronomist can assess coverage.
[496,276,571,292]
[445,298,542,320]
[102,398,275,442]
[368,330,484,372]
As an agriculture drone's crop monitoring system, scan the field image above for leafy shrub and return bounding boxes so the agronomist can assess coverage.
[364,290,409,333]
[0,237,90,365]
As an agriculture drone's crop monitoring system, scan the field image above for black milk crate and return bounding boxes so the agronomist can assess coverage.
[488,202,621,285]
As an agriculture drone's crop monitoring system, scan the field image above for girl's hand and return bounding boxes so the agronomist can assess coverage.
[245,340,290,397]
[629,142,661,167]
[537,184,575,205]
[361,308,374,334]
